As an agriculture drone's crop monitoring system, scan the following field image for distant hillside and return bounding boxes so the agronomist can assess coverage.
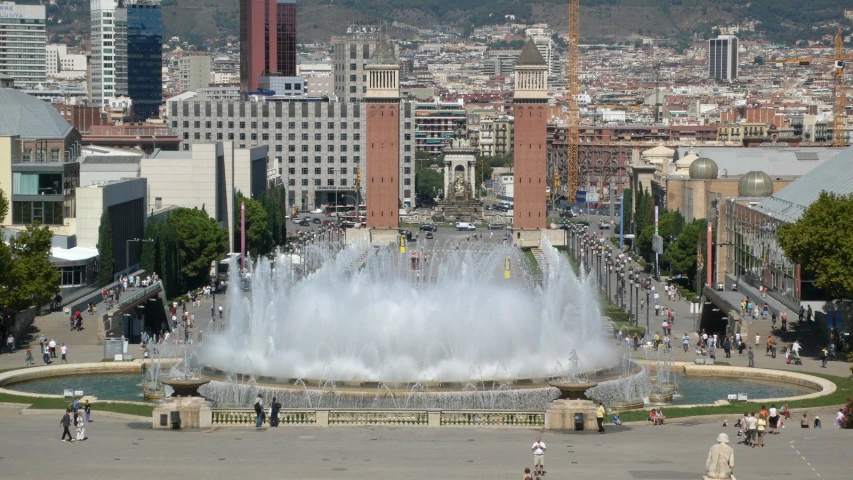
[32,0,853,48]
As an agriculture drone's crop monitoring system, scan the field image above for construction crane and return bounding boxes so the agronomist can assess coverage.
[831,28,851,148]
[567,0,580,200]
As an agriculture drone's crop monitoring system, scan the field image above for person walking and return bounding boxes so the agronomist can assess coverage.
[60,408,73,442]
[24,346,34,365]
[596,401,606,434]
[531,436,546,476]
[48,339,56,358]
[755,334,760,348]
[757,414,767,448]
[253,394,264,428]
[820,347,829,368]
[682,333,690,353]
[768,405,779,434]
[746,412,758,447]
[747,347,755,368]
[218,305,224,319]
[84,400,91,423]
[723,337,731,358]
[60,343,68,364]
[75,409,86,441]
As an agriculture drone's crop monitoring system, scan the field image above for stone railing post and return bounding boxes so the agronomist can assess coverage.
[428,410,440,427]
[316,410,329,427]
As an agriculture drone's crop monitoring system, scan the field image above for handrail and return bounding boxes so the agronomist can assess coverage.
[111,281,163,313]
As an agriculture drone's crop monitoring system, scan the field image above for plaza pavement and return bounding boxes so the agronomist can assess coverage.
[0,403,848,480]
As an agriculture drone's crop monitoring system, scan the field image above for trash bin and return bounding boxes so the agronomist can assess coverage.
[170,411,181,429]
[574,413,584,431]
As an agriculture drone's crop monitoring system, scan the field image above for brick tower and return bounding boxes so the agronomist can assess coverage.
[512,39,549,230]
[365,39,401,229]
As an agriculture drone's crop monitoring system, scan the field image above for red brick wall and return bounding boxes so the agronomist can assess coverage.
[366,102,400,229]
[513,100,547,229]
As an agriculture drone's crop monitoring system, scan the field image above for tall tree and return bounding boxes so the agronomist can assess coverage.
[171,208,229,289]
[4,225,60,310]
[778,192,853,298]
[96,210,115,285]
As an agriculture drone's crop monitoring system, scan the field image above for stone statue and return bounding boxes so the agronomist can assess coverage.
[454,174,465,196]
[705,433,735,480]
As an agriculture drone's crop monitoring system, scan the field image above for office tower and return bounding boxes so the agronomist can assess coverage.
[0,2,46,89]
[332,20,385,102]
[709,35,739,81]
[240,0,298,93]
[127,0,162,121]
[91,0,125,107]
[512,39,548,230]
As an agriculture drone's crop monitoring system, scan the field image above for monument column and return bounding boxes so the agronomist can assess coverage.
[365,40,401,229]
[512,39,549,230]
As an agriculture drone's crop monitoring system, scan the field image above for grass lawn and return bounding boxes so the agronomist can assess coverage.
[0,391,153,417]
[617,372,853,422]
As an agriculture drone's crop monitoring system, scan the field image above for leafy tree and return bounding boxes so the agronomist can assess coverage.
[259,185,289,246]
[235,194,274,257]
[778,192,853,298]
[637,210,686,262]
[661,219,706,291]
[142,208,227,297]
[3,225,60,310]
[96,210,115,285]
[0,188,8,223]
[416,166,444,199]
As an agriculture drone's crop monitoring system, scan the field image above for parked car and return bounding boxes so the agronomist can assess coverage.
[556,223,571,230]
[419,224,437,232]
[310,208,324,214]
[598,222,611,230]
[424,231,434,239]
[487,223,504,230]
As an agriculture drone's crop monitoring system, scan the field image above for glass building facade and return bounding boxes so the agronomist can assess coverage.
[240,0,297,92]
[127,2,162,121]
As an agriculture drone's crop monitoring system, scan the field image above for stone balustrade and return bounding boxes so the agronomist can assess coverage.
[208,408,545,428]
[440,411,545,427]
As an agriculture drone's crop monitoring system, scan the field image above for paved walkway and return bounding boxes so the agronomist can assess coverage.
[580,243,852,379]
[0,403,848,480]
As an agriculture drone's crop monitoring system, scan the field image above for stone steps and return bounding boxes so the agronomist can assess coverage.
[531,247,549,275]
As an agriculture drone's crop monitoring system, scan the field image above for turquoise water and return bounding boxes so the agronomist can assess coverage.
[9,373,157,403]
[669,374,814,405]
[8,372,818,406]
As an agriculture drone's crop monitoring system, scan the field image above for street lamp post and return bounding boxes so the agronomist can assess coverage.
[627,270,634,324]
[646,289,651,336]
[634,279,641,330]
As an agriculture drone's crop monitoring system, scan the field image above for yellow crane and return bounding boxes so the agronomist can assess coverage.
[567,0,580,199]
[831,28,852,148]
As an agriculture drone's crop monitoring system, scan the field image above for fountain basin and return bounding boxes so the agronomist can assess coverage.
[660,383,678,393]
[549,381,598,400]
[610,399,645,411]
[163,378,210,397]
[648,392,673,403]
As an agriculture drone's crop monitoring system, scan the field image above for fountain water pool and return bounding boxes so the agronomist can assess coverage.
[201,238,611,387]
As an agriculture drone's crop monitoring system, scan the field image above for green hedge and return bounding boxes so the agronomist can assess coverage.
[0,392,154,417]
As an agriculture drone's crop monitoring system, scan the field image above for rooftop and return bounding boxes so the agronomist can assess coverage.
[516,39,547,67]
[0,88,75,140]
[754,145,853,223]
[674,146,841,178]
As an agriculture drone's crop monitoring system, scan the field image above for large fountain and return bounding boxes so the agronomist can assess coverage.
[198,237,612,409]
